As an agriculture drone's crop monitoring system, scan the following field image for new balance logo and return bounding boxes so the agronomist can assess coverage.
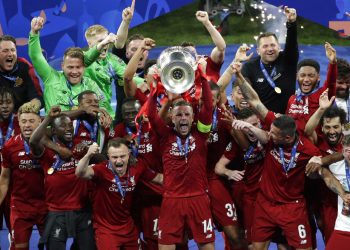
[18,151,25,156]
[300,239,307,244]
[206,234,213,239]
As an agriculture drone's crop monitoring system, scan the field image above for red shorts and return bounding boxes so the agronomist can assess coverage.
[326,230,350,250]
[252,194,312,249]
[95,227,139,250]
[140,195,162,249]
[229,181,245,224]
[10,207,46,245]
[242,193,256,243]
[208,179,237,227]
[158,194,215,245]
[321,202,337,243]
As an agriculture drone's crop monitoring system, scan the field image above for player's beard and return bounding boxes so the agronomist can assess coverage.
[336,87,349,99]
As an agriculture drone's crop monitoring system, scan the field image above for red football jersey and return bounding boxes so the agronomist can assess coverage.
[286,63,337,130]
[38,148,90,211]
[259,135,321,203]
[91,160,157,232]
[206,107,232,179]
[2,134,46,212]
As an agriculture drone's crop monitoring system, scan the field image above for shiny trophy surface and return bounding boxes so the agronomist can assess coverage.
[157,46,197,94]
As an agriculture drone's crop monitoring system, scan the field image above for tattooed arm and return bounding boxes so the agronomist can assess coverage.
[320,167,348,202]
[235,71,269,121]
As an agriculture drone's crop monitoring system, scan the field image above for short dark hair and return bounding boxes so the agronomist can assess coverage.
[144,59,157,75]
[0,87,15,103]
[337,58,350,80]
[297,59,320,73]
[78,90,97,104]
[257,32,278,47]
[52,114,70,129]
[126,34,144,48]
[180,41,195,47]
[0,35,16,45]
[107,137,137,165]
[321,106,347,126]
[236,108,256,120]
[272,115,296,137]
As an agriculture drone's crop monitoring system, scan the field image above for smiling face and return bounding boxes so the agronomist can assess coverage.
[257,35,280,64]
[52,116,74,144]
[61,56,84,85]
[107,144,130,176]
[172,105,194,137]
[322,117,342,146]
[231,86,249,110]
[297,66,320,94]
[19,113,41,140]
[0,40,17,72]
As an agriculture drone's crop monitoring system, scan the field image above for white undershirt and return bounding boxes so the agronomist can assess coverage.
[329,160,350,232]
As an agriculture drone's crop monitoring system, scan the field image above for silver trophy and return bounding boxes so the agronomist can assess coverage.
[157,46,198,94]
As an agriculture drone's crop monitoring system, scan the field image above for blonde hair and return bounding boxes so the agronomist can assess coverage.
[18,102,40,116]
[85,25,108,40]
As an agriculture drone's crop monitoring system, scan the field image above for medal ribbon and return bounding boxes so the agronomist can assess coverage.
[211,107,218,131]
[107,62,117,86]
[0,114,15,148]
[244,142,257,161]
[176,136,189,161]
[126,126,138,157]
[108,161,126,200]
[278,140,299,173]
[259,60,278,91]
[345,161,350,192]
[74,120,98,142]
[295,83,320,102]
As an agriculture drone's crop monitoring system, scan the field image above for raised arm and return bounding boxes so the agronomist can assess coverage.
[28,17,55,83]
[29,106,61,157]
[145,87,170,137]
[197,69,213,130]
[233,63,269,120]
[75,143,98,180]
[115,0,135,48]
[196,11,226,64]
[124,38,155,97]
[304,89,335,143]
[283,6,298,64]
[323,42,337,98]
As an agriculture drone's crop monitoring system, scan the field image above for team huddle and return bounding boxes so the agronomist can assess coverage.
[0,1,350,250]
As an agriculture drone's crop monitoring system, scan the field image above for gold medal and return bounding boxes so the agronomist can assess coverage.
[274,87,281,94]
[15,77,23,86]
[71,106,78,111]
[47,167,54,175]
